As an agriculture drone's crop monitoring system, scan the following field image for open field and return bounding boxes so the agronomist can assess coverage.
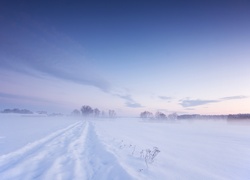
[0,114,250,179]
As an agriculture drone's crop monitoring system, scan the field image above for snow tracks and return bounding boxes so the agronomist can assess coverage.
[0,121,133,180]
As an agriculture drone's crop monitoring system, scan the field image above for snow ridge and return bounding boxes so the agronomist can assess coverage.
[0,120,133,180]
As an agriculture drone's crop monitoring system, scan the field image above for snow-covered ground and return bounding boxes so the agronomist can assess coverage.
[0,114,80,155]
[0,114,250,179]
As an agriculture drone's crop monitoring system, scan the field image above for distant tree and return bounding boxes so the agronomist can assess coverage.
[168,113,177,120]
[178,114,200,120]
[81,105,93,116]
[2,109,11,113]
[13,108,19,113]
[20,109,33,114]
[109,110,116,118]
[93,108,100,117]
[49,113,63,116]
[228,114,250,120]
[101,111,106,117]
[71,109,81,116]
[140,111,153,119]
[155,111,167,119]
[37,111,47,115]
[2,108,33,114]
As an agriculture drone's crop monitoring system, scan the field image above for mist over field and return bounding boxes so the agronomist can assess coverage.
[1,0,250,179]
[0,114,250,179]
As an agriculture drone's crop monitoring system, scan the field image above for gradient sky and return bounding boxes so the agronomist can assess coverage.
[0,0,250,116]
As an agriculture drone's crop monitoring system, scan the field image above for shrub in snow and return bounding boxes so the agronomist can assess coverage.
[143,147,160,168]
[117,139,160,170]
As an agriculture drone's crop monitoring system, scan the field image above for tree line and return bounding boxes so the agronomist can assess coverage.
[72,105,116,118]
[140,111,177,120]
[1,108,33,114]
[140,111,250,120]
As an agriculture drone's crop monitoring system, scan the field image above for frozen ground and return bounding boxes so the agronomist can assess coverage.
[0,114,250,179]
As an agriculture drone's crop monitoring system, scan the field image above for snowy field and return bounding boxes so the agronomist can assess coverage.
[0,114,250,180]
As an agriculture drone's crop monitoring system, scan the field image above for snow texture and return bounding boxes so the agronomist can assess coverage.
[0,114,250,180]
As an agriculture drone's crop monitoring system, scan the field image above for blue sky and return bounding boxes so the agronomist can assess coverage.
[0,0,250,116]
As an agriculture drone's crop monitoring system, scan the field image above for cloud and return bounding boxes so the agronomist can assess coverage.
[116,94,133,102]
[185,108,195,110]
[158,96,173,101]
[220,96,247,100]
[179,95,248,107]
[180,99,218,107]
[33,65,111,92]
[0,14,111,93]
[0,92,51,103]
[115,94,143,108]
[125,102,143,108]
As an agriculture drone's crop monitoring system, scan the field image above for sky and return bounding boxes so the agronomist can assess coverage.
[0,0,250,116]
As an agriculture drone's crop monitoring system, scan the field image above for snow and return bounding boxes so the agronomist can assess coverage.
[0,114,250,179]
[0,114,80,155]
[94,119,250,179]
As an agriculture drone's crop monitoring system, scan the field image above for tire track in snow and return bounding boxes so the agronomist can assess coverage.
[0,121,82,173]
[82,122,134,180]
[0,121,87,179]
[43,120,89,180]
[0,120,134,180]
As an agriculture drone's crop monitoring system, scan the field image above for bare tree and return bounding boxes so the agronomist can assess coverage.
[155,111,167,119]
[140,111,153,119]
[93,108,100,117]
[168,113,177,120]
[71,109,81,116]
[109,110,116,118]
[81,105,93,116]
[101,111,106,117]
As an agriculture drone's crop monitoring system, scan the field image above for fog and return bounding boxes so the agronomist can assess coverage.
[0,114,249,179]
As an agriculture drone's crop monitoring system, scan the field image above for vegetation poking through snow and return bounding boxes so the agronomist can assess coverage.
[117,139,160,170]
[143,147,160,168]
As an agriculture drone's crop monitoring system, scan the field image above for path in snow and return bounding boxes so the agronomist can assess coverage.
[0,120,133,180]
